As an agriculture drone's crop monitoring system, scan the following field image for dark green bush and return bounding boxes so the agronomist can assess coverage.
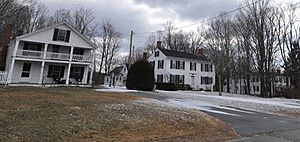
[156,83,177,91]
[126,60,155,91]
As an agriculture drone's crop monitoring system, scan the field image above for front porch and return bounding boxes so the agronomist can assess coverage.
[9,60,91,85]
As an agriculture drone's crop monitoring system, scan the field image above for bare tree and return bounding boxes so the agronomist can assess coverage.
[24,0,49,33]
[204,14,235,95]
[276,3,300,93]
[239,0,280,97]
[96,20,122,74]
[49,5,99,39]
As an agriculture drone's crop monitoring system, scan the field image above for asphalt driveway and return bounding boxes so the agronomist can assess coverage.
[131,91,300,142]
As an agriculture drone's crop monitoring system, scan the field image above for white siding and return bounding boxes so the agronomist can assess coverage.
[11,61,41,83]
[18,24,92,48]
[148,48,215,90]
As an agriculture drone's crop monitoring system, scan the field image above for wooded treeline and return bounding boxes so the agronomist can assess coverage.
[0,0,122,75]
[141,0,300,98]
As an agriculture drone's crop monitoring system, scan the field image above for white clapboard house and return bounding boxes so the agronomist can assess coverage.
[148,47,215,90]
[5,22,95,85]
[104,64,128,87]
[225,72,289,96]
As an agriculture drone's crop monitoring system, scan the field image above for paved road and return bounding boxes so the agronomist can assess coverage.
[131,91,300,142]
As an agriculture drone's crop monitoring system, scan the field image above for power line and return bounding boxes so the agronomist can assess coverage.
[134,0,263,35]
[119,0,229,34]
[177,0,228,20]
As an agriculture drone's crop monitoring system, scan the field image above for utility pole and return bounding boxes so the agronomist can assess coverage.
[128,30,133,69]
[132,45,135,61]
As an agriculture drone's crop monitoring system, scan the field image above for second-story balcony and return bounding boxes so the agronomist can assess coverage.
[16,49,93,63]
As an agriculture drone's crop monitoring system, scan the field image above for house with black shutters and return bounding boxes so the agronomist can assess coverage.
[148,43,215,90]
[4,22,95,85]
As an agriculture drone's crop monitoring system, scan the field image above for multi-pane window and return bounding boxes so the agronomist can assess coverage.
[190,62,196,71]
[172,60,185,70]
[158,60,164,69]
[202,63,213,72]
[57,29,67,41]
[21,63,31,77]
[201,76,213,85]
[23,43,42,51]
[170,60,176,69]
[170,74,185,84]
[73,48,84,55]
[154,51,159,57]
[52,45,60,53]
[53,28,71,42]
[47,65,65,78]
[157,74,163,83]
[150,61,155,68]
[180,61,185,70]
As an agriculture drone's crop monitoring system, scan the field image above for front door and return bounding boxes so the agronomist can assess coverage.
[191,76,195,88]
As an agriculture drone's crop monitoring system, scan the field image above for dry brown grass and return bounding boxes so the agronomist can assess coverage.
[0,87,239,142]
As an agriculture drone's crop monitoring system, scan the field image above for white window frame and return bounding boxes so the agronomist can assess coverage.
[57,29,67,41]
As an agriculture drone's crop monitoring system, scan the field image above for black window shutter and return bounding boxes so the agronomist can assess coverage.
[170,60,172,69]
[53,28,59,41]
[23,43,29,50]
[65,30,71,42]
[183,61,185,70]
[162,60,164,69]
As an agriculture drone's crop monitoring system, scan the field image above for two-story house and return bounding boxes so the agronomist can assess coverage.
[148,47,215,90]
[5,22,95,85]
[225,72,290,96]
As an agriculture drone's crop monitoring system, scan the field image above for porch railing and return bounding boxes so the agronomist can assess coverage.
[16,50,93,63]
[46,52,70,61]
[0,71,7,84]
[16,50,43,59]
[72,54,93,62]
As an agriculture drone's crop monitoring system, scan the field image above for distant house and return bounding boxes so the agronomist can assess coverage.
[225,72,290,96]
[104,64,128,86]
[148,45,215,90]
[4,22,96,85]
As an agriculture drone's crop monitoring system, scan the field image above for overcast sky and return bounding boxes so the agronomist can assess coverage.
[40,0,298,56]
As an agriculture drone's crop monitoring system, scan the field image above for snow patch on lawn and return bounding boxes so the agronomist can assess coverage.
[95,86,138,93]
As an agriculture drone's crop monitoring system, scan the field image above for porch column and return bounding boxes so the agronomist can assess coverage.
[66,63,71,85]
[38,61,45,84]
[69,46,74,61]
[7,40,20,84]
[43,44,48,59]
[89,48,95,85]
[39,44,48,85]
[82,65,89,84]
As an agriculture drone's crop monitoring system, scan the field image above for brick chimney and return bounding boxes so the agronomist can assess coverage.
[17,30,23,36]
[143,52,147,60]
[0,24,13,71]
[156,41,162,48]
[197,48,204,56]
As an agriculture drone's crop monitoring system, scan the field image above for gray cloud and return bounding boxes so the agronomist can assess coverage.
[40,0,246,54]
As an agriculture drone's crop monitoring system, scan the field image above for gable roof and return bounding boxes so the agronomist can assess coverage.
[110,66,124,75]
[158,48,209,61]
[16,22,97,49]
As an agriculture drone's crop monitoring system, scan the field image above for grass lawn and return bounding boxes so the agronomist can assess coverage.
[0,87,239,142]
